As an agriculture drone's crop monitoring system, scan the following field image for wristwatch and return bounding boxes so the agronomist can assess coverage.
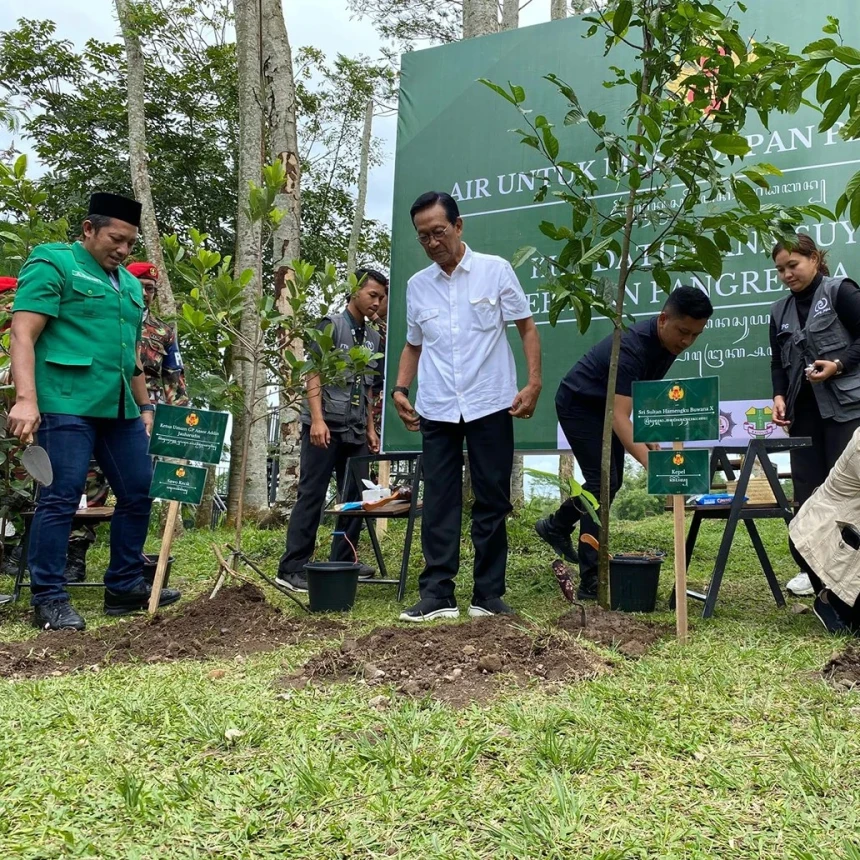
[835,359,844,377]
[139,404,155,413]
[391,386,410,400]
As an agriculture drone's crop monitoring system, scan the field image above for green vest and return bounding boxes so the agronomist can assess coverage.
[13,241,146,419]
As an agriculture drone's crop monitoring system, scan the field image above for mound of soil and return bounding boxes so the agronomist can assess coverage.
[0,585,342,680]
[822,643,860,690]
[555,604,668,658]
[287,617,610,707]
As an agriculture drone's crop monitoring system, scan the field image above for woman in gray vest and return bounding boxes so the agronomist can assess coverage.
[770,234,860,597]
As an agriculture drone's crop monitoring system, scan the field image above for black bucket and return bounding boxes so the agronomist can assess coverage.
[142,553,175,588]
[609,552,665,613]
[305,562,361,613]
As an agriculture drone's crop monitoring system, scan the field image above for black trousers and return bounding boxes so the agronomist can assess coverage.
[553,398,625,588]
[279,426,368,576]
[789,407,860,507]
[419,409,513,602]
[790,539,860,631]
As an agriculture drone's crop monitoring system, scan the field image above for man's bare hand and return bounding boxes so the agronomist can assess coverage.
[310,418,331,448]
[393,392,420,432]
[7,399,40,443]
[509,382,541,419]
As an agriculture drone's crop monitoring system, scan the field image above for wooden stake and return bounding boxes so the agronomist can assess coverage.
[376,460,391,538]
[148,499,180,614]
[673,440,688,644]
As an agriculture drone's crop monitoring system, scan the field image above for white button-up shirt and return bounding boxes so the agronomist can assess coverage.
[406,245,532,423]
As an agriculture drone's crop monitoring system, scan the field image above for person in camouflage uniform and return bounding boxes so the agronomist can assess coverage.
[0,276,110,584]
[127,262,189,407]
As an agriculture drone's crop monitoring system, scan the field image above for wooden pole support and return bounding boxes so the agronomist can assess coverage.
[376,460,391,539]
[148,499,180,614]
[672,440,688,644]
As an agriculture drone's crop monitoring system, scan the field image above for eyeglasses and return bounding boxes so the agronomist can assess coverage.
[416,225,451,246]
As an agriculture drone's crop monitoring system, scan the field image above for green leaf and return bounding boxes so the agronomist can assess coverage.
[511,246,537,269]
[478,79,517,105]
[692,235,722,280]
[711,134,751,157]
[579,237,615,267]
[639,115,660,143]
[817,71,833,105]
[541,125,559,160]
[733,179,761,212]
[510,83,526,104]
[612,0,633,35]
[850,190,860,231]
[834,46,860,66]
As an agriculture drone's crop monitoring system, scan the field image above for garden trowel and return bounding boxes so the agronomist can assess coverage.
[21,434,53,487]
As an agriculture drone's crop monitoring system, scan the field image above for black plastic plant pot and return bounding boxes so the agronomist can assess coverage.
[142,553,175,588]
[305,561,361,613]
[609,551,666,613]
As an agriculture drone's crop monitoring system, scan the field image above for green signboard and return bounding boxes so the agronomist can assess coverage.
[150,461,208,505]
[148,405,228,465]
[381,0,860,452]
[647,450,711,496]
[633,377,720,443]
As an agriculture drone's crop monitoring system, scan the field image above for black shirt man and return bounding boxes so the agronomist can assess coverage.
[535,286,714,599]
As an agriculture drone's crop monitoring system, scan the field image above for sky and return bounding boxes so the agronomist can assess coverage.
[0,0,555,227]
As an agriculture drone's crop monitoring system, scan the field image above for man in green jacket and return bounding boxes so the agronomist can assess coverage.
[7,192,181,631]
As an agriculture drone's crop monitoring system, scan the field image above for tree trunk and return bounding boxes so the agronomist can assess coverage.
[501,0,519,30]
[463,0,499,38]
[511,454,524,505]
[347,98,373,274]
[195,465,216,529]
[261,0,302,523]
[229,0,269,526]
[559,453,574,500]
[551,0,568,19]
[114,0,176,319]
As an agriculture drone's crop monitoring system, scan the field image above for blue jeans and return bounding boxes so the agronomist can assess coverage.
[29,413,153,605]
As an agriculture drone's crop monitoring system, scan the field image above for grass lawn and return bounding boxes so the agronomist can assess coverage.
[1,502,859,859]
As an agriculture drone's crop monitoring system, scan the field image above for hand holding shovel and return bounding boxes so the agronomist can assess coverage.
[20,433,53,487]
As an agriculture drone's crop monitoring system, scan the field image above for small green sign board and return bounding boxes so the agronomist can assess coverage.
[647,449,711,496]
[632,377,720,443]
[150,461,208,505]
[149,405,228,464]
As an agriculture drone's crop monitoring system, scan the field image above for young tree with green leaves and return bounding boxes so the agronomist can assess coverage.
[484,0,831,607]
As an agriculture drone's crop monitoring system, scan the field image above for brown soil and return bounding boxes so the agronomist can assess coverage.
[287,617,611,708]
[555,604,669,658]
[822,643,860,690]
[0,585,342,680]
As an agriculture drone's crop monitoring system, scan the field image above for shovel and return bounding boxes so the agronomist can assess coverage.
[20,433,53,487]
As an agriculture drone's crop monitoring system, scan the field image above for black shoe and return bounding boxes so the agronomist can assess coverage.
[65,538,90,584]
[469,597,515,617]
[813,593,849,635]
[358,563,376,581]
[33,600,86,631]
[535,517,578,564]
[2,545,24,577]
[104,583,181,616]
[577,577,598,601]
[398,596,459,622]
[275,571,308,593]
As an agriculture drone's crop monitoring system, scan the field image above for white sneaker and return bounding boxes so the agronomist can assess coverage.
[786,572,814,597]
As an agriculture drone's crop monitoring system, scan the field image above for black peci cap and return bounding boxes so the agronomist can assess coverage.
[87,192,142,228]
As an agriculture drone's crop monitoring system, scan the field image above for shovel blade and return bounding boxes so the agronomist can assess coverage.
[22,445,53,487]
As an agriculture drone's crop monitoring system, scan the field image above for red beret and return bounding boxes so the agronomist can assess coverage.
[127,262,158,281]
[0,276,17,293]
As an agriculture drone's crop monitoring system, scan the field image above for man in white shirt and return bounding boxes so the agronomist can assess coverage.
[392,191,542,621]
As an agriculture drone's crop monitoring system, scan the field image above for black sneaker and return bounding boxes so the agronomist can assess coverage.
[358,563,376,581]
[65,538,90,584]
[535,517,578,564]
[468,597,515,617]
[577,574,598,601]
[275,571,308,593]
[104,583,181,616]
[33,600,86,631]
[813,592,849,635]
[398,596,459,622]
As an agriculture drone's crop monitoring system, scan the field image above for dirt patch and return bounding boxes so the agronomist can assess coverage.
[555,604,669,658]
[287,617,611,707]
[0,585,342,680]
[822,643,860,691]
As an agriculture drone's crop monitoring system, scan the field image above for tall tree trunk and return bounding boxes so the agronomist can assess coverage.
[260,0,303,524]
[559,453,574,500]
[463,0,499,38]
[195,465,217,529]
[501,0,519,30]
[551,0,568,19]
[347,98,374,274]
[511,454,524,505]
[114,0,176,319]
[228,0,268,526]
